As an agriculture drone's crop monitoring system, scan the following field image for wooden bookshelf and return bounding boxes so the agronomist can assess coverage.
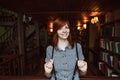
[98,14,120,77]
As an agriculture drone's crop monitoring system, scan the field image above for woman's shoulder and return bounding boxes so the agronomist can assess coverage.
[46,45,53,50]
[76,42,82,47]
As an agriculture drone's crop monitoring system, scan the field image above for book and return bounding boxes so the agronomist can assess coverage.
[114,22,120,37]
[115,42,120,54]
[99,62,105,74]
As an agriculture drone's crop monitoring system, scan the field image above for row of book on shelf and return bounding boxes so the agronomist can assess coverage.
[99,61,120,77]
[100,21,120,37]
[100,39,120,54]
[100,51,113,67]
[99,50,120,77]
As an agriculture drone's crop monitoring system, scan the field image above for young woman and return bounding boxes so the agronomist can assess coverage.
[44,17,87,80]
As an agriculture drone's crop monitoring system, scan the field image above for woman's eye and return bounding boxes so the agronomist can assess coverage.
[65,26,69,29]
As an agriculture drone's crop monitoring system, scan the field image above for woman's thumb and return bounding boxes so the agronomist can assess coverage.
[50,59,54,64]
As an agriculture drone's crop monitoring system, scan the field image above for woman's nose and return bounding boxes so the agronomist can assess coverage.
[62,29,67,33]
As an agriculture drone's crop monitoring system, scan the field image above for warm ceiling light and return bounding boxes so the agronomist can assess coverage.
[83,19,89,23]
[77,21,81,30]
[77,26,80,30]
[83,17,89,23]
[50,28,53,32]
[49,21,53,28]
[94,17,99,23]
[83,24,87,29]
[48,21,53,33]
[91,16,99,24]
[91,18,95,24]
[90,12,103,16]
[83,17,87,20]
[77,21,81,26]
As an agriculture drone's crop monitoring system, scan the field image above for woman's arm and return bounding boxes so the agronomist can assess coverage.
[44,70,52,78]
[44,59,54,77]
[76,43,87,75]
[77,60,87,75]
[44,46,53,77]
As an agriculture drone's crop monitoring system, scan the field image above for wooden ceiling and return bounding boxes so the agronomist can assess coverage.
[0,0,120,25]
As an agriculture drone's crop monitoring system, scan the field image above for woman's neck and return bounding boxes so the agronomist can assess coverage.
[57,38,68,51]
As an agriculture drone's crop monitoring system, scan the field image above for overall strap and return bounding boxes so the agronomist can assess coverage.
[51,46,57,80]
[72,43,79,80]
[51,46,54,59]
[76,43,79,59]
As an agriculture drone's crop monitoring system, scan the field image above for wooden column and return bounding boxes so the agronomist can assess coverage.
[34,22,41,72]
[17,14,25,75]
[35,22,40,51]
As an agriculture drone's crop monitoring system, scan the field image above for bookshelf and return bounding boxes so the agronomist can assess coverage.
[98,14,120,77]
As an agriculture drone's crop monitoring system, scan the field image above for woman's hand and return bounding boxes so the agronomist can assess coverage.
[44,59,54,74]
[77,60,87,73]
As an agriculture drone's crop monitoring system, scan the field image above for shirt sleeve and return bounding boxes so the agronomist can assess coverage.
[45,45,53,62]
[76,43,85,60]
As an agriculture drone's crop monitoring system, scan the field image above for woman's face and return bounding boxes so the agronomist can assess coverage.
[57,24,70,40]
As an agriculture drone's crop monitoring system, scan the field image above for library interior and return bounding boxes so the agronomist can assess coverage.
[0,0,120,80]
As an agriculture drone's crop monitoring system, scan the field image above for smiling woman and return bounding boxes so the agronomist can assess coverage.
[44,17,87,80]
[0,0,120,79]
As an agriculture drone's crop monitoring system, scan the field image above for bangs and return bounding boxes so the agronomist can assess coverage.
[54,19,69,29]
[53,18,69,34]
